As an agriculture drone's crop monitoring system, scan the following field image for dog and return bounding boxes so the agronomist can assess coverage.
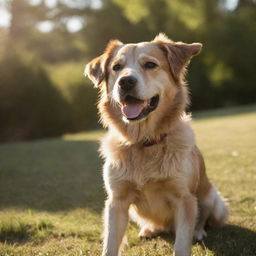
[84,33,229,256]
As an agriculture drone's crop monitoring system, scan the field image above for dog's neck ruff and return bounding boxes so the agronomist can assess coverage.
[140,133,167,147]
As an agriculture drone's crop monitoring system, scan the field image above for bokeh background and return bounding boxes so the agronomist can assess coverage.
[0,0,256,142]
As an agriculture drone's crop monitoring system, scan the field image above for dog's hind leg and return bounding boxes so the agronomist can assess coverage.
[194,146,228,241]
[194,204,210,241]
[129,206,163,239]
[195,185,229,241]
[138,225,163,239]
[207,185,229,227]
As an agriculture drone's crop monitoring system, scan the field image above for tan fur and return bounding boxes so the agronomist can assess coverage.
[85,33,229,256]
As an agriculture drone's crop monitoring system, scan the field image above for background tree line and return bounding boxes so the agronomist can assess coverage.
[0,0,255,141]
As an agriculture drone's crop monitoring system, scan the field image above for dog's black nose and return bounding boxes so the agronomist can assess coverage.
[119,76,137,91]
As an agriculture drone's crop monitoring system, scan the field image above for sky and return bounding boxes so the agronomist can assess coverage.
[0,0,239,32]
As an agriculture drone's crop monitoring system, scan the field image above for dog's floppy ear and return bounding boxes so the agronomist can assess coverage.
[84,55,104,87]
[154,33,202,82]
[165,42,202,81]
[84,40,123,88]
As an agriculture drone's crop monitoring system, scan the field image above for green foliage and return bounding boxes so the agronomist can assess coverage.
[46,62,99,131]
[1,0,256,140]
[114,0,150,24]
[0,52,98,141]
[0,49,72,141]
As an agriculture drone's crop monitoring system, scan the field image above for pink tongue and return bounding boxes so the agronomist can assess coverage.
[121,103,145,119]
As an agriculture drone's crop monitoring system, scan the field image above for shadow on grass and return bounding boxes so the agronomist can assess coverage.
[0,139,104,213]
[0,219,54,245]
[203,224,256,256]
[0,222,32,245]
[193,104,256,120]
[160,224,256,256]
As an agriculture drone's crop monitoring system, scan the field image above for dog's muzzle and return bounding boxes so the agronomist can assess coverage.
[119,94,159,121]
[118,75,137,93]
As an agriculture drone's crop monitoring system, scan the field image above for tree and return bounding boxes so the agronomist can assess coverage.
[8,0,48,46]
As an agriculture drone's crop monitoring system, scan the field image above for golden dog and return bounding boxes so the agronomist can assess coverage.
[84,33,228,256]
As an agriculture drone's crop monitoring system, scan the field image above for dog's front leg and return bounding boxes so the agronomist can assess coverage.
[174,194,197,256]
[102,198,129,256]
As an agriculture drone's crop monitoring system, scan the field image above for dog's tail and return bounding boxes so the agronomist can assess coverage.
[208,186,229,227]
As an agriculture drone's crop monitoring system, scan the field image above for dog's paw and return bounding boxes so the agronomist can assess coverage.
[139,227,161,239]
[194,228,207,241]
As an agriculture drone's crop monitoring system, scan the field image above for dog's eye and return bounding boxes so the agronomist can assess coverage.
[113,64,122,71]
[144,62,157,69]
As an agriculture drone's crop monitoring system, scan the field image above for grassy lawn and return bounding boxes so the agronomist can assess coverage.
[0,105,256,256]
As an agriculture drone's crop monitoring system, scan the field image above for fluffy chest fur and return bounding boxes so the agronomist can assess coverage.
[100,119,200,231]
[100,119,199,194]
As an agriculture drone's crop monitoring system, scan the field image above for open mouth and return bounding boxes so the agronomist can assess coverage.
[120,95,159,121]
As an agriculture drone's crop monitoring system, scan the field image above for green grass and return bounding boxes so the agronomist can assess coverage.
[0,105,256,256]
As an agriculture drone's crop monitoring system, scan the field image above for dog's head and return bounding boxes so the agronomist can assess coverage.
[85,34,202,141]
